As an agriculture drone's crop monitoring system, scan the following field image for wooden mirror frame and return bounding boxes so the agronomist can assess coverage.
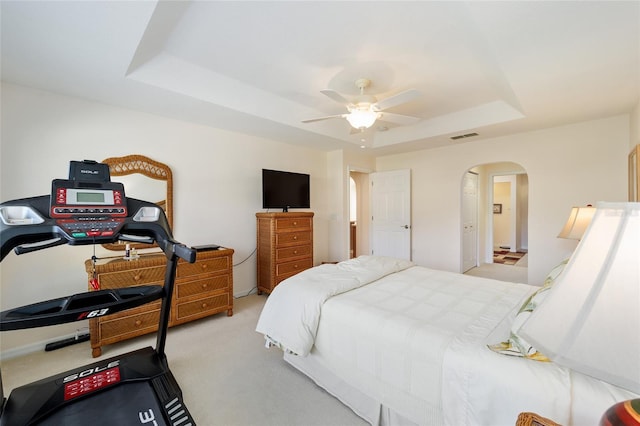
[101,154,173,251]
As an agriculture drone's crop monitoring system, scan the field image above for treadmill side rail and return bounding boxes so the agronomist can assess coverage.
[0,286,164,331]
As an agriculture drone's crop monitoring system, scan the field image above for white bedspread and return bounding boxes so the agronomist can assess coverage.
[441,285,573,425]
[257,258,640,425]
[255,256,414,356]
[309,265,534,425]
[441,293,640,425]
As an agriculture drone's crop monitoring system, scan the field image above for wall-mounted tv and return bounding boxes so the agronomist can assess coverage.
[262,169,310,212]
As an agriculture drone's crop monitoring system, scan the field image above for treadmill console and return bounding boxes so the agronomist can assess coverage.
[49,160,127,240]
[0,159,184,260]
[50,179,127,240]
[50,180,126,217]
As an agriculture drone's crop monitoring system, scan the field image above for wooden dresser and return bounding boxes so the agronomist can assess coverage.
[256,212,314,294]
[84,247,233,357]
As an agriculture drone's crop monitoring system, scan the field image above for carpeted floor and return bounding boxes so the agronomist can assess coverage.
[493,250,527,265]
[0,295,367,426]
[464,261,528,283]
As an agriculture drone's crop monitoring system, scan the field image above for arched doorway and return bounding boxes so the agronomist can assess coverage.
[462,162,529,281]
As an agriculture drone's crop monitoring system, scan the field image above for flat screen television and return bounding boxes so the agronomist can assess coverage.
[262,169,310,212]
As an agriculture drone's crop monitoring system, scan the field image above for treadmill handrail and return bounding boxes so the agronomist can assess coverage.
[0,196,196,263]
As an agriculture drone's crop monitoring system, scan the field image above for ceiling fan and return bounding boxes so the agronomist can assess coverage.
[303,78,422,130]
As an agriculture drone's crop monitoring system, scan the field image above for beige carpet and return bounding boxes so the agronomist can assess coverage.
[0,295,367,426]
[515,253,528,267]
[464,261,529,284]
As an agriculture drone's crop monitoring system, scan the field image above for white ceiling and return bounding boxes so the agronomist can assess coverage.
[2,1,639,155]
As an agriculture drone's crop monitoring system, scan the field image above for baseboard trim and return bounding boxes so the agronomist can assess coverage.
[1,331,85,360]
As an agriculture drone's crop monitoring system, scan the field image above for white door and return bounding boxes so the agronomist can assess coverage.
[370,169,411,260]
[462,172,479,272]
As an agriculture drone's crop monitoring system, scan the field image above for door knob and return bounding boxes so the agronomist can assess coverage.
[401,225,410,229]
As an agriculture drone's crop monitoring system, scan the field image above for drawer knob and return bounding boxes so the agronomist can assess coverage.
[201,264,208,270]
[293,250,298,254]
[294,264,299,269]
[293,235,298,240]
[293,221,297,225]
[134,274,141,282]
[135,320,142,327]
[202,283,208,289]
[202,303,208,308]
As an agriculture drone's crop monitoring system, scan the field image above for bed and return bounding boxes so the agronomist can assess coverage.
[255,256,639,426]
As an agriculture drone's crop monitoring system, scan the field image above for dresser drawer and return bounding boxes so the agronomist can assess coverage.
[276,258,312,277]
[87,249,234,357]
[98,303,161,341]
[275,231,311,246]
[276,244,312,262]
[176,275,229,299]
[178,256,229,278]
[275,217,312,232]
[175,294,229,321]
[99,266,166,289]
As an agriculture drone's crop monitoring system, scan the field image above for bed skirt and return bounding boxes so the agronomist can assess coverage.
[285,352,431,426]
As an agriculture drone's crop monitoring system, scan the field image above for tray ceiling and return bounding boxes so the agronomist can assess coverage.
[2,1,638,154]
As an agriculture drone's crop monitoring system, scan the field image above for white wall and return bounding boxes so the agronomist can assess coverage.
[0,82,330,355]
[376,114,630,286]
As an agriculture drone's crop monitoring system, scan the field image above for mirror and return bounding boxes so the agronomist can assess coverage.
[101,154,173,251]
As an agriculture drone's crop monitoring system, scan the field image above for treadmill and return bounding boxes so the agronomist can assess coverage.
[0,160,197,425]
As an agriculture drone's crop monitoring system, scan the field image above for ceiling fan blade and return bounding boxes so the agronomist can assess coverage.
[320,89,352,105]
[301,114,346,123]
[373,89,420,111]
[377,112,421,126]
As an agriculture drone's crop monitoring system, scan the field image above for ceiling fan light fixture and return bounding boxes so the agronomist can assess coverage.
[303,78,420,132]
[346,108,378,129]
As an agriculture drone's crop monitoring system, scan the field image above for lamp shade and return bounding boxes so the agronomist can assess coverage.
[346,108,378,129]
[519,202,640,393]
[557,205,596,239]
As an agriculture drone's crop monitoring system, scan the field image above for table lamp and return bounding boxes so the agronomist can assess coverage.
[519,202,640,394]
